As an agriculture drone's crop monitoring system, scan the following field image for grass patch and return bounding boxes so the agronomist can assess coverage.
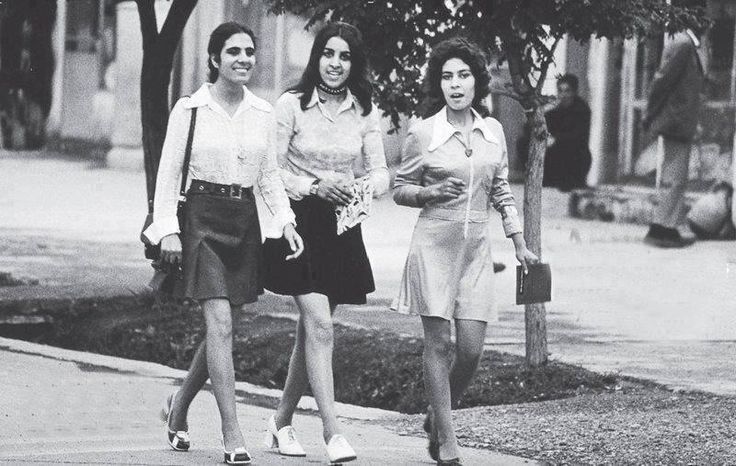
[0,293,623,414]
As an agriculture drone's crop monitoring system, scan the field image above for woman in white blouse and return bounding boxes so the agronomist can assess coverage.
[261,22,389,464]
[143,22,303,465]
[392,38,537,465]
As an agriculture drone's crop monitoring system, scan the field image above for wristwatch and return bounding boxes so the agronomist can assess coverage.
[309,179,320,196]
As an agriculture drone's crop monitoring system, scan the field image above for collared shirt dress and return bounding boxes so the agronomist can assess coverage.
[392,107,522,322]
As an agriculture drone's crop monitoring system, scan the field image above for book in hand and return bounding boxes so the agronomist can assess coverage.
[335,175,374,235]
[516,263,552,305]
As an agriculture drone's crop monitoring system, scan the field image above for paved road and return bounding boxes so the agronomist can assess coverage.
[2,150,736,396]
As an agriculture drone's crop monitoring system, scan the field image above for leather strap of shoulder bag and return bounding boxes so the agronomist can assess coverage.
[146,105,198,214]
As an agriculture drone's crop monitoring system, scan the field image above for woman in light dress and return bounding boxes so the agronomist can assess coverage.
[392,37,538,466]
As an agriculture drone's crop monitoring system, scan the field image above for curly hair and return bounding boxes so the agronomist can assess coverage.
[207,22,257,83]
[420,37,491,118]
[290,22,373,116]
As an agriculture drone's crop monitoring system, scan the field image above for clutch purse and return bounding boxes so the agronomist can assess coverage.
[516,263,552,305]
[335,175,374,235]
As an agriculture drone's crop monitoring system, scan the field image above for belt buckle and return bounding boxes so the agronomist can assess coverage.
[230,183,242,199]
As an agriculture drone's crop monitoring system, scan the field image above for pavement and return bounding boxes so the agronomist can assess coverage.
[0,337,530,465]
[1,149,736,463]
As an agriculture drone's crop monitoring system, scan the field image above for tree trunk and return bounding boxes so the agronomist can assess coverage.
[141,51,172,204]
[523,106,549,367]
[135,0,198,206]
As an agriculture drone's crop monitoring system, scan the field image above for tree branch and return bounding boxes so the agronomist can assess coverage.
[135,0,157,49]
[159,0,199,55]
[535,37,560,94]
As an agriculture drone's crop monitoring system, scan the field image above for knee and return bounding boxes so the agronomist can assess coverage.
[205,309,233,342]
[304,314,334,346]
[424,336,453,360]
[456,346,482,368]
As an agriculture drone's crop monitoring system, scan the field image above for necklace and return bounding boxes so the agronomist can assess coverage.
[317,81,347,95]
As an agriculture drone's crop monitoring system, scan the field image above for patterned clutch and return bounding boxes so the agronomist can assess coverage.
[335,175,374,235]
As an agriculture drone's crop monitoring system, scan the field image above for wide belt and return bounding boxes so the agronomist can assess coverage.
[189,179,253,199]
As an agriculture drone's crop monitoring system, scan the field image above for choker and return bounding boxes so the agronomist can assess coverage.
[317,82,347,95]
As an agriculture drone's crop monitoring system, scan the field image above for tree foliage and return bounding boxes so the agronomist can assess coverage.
[268,0,705,124]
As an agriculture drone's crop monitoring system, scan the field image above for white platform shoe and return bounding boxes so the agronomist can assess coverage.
[264,415,307,457]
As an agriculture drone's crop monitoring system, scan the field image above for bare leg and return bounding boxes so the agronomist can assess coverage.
[201,298,245,451]
[420,316,459,461]
[449,319,487,408]
[274,316,308,428]
[291,293,341,442]
[169,340,209,431]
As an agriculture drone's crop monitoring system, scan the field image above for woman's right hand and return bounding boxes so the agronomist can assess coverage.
[316,179,353,206]
[421,177,466,203]
[160,233,182,266]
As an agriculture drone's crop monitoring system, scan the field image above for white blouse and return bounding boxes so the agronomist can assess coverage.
[143,83,295,244]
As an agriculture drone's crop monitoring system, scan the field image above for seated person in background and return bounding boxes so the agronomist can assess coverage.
[544,74,592,191]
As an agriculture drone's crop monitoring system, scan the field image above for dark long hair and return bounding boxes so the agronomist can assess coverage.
[207,22,257,83]
[420,37,491,118]
[291,22,373,116]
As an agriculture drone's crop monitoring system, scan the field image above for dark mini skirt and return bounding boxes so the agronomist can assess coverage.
[178,183,263,306]
[262,195,375,305]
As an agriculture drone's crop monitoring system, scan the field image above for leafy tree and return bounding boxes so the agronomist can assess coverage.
[266,0,705,366]
[134,0,198,208]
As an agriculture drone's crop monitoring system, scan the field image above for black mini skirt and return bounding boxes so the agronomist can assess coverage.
[179,185,263,306]
[262,195,375,305]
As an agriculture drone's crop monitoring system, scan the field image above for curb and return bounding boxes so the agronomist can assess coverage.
[0,336,401,422]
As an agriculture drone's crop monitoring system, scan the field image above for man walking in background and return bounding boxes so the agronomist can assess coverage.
[643,26,704,248]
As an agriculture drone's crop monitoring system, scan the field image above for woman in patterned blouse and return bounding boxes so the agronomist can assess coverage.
[261,22,389,464]
[392,37,538,465]
[145,22,303,464]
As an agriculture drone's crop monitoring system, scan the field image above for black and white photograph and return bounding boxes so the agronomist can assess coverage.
[1,0,735,464]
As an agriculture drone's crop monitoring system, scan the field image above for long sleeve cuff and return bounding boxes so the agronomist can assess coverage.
[273,209,297,234]
[393,185,424,208]
[296,176,316,197]
[142,215,180,245]
[501,205,523,237]
[369,168,390,197]
[282,172,317,200]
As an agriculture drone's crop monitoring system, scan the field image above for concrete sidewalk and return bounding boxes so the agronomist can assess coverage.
[0,337,533,465]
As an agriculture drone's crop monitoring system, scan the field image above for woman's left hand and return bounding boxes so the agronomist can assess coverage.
[283,223,304,261]
[515,247,539,275]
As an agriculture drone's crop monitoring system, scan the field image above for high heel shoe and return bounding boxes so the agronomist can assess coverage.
[324,434,357,464]
[264,415,306,457]
[160,391,190,451]
[223,446,252,465]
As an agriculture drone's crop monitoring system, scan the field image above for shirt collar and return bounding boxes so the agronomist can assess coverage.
[427,106,498,151]
[183,83,271,113]
[306,87,357,115]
